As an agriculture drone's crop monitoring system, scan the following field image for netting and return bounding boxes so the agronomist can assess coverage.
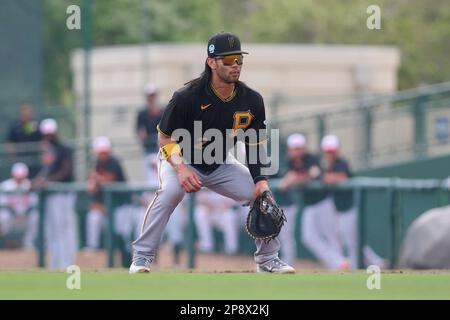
[0,0,43,179]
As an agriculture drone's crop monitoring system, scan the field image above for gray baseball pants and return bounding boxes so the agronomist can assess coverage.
[132,154,280,265]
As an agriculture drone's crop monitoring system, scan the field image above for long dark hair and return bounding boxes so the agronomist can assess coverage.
[184,60,212,91]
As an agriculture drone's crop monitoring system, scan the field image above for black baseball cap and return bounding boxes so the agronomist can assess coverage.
[207,32,249,57]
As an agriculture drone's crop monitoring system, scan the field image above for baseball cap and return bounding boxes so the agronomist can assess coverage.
[143,83,157,96]
[321,134,340,151]
[287,133,306,149]
[93,136,112,153]
[11,162,29,178]
[207,32,249,58]
[40,118,58,135]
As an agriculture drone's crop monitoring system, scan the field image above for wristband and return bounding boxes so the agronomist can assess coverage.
[160,143,182,160]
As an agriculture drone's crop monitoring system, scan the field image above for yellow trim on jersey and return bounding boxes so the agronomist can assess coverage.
[160,143,182,160]
[245,138,269,146]
[157,125,171,138]
[210,84,236,102]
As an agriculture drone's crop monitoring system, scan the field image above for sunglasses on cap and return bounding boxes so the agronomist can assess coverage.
[215,55,243,66]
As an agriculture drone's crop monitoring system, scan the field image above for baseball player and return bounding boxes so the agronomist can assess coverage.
[136,83,162,185]
[277,133,322,266]
[85,136,127,250]
[33,118,77,270]
[130,32,295,273]
[85,136,137,267]
[5,103,42,178]
[0,163,38,249]
[321,134,386,269]
[297,134,347,270]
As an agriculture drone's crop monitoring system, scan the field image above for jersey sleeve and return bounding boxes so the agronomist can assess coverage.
[136,111,144,132]
[245,92,269,183]
[306,155,322,179]
[334,159,352,177]
[157,91,188,137]
[113,159,127,182]
[306,155,321,169]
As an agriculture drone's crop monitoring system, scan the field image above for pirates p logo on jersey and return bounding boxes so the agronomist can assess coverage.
[232,111,253,136]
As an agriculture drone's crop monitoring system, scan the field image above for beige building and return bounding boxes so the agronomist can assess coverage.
[71,43,400,181]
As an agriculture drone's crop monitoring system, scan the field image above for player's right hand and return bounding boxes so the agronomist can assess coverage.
[176,164,202,193]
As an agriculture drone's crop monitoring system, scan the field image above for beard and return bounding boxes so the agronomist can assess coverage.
[217,68,240,84]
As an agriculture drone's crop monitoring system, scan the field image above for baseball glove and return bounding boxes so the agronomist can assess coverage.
[246,190,287,242]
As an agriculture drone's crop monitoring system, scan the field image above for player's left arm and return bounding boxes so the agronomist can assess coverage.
[136,114,148,144]
[47,148,73,182]
[323,172,348,184]
[245,95,270,197]
[95,171,118,184]
[323,159,351,185]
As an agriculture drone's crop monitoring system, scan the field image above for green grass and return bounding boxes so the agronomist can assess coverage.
[1,270,450,300]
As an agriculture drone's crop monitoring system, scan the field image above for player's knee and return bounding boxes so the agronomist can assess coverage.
[162,184,185,204]
[233,190,253,203]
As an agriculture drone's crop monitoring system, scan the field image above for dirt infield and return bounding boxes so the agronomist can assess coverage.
[0,242,321,271]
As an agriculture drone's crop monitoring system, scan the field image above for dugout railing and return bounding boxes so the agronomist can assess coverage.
[3,82,450,182]
[1,177,439,269]
[270,81,450,171]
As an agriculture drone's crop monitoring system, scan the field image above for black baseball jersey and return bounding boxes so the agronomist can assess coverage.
[95,156,126,182]
[39,140,74,182]
[158,82,267,182]
[7,119,42,177]
[7,119,41,143]
[136,109,161,153]
[289,153,327,206]
[325,157,353,212]
[289,153,319,173]
[92,155,127,204]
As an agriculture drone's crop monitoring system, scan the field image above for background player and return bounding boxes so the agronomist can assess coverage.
[4,103,42,178]
[277,133,321,266]
[33,119,77,270]
[0,163,38,249]
[321,134,386,269]
[136,83,162,185]
[296,135,347,270]
[85,136,126,250]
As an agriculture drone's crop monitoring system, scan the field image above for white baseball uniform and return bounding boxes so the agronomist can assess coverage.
[0,178,38,249]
